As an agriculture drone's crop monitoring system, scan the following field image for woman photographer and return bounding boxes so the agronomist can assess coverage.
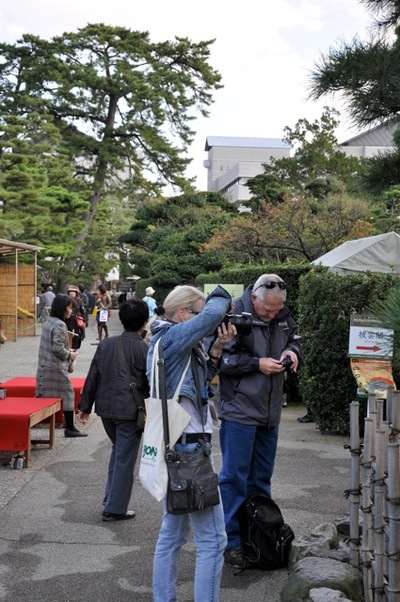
[147,284,235,602]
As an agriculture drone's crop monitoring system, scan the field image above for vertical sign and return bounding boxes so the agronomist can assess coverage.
[349,315,394,397]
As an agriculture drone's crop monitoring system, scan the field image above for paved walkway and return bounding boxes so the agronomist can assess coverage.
[0,314,351,602]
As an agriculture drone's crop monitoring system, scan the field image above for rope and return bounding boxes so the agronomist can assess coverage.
[344,487,362,498]
[344,444,362,456]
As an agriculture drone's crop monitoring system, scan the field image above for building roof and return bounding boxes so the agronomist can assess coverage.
[0,238,43,256]
[340,119,400,148]
[205,136,291,151]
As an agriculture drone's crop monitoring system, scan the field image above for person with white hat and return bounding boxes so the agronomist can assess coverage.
[142,286,157,318]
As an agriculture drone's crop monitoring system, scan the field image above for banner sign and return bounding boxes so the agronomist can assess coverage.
[349,314,395,397]
[350,357,395,397]
[349,314,393,359]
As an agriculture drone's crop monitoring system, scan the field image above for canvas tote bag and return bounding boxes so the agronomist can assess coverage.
[139,338,191,501]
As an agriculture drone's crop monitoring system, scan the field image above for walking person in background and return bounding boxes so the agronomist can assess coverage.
[142,286,157,318]
[217,273,301,569]
[79,299,149,521]
[147,284,235,602]
[95,284,112,342]
[78,284,93,327]
[36,294,87,438]
[126,287,135,301]
[41,285,55,322]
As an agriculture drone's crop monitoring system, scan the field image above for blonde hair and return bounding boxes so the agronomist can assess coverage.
[163,285,206,320]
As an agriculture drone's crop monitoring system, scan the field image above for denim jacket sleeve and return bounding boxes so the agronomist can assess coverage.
[151,286,231,400]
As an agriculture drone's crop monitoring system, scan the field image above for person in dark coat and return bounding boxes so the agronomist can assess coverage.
[78,299,149,522]
[217,273,302,569]
[65,284,86,349]
[35,294,87,438]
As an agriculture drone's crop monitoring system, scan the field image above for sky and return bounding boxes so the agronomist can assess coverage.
[0,0,374,190]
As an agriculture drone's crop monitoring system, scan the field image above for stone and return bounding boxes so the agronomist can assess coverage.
[280,557,363,602]
[309,586,353,601]
[310,523,339,549]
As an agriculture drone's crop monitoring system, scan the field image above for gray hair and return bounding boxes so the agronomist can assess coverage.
[252,273,287,301]
[163,285,206,320]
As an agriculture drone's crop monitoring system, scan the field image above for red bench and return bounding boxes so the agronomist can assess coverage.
[0,397,61,466]
[0,377,85,425]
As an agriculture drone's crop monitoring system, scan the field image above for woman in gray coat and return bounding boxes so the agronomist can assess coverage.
[35,294,86,438]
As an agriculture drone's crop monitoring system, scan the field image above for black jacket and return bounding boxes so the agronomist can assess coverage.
[79,331,149,420]
[218,285,301,428]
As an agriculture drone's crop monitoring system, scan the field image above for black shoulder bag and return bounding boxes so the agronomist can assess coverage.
[159,343,220,514]
[117,337,146,432]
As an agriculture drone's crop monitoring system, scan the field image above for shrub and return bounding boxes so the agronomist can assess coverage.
[298,268,399,434]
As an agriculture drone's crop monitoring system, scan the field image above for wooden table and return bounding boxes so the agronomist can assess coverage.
[0,397,61,466]
[0,377,85,424]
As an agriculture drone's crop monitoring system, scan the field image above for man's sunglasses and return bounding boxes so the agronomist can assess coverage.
[254,281,286,292]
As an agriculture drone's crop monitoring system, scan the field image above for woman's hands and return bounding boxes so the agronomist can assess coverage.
[209,321,237,360]
[69,349,79,361]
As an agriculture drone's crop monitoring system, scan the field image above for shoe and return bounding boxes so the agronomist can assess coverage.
[224,545,247,569]
[297,414,313,423]
[102,511,136,522]
[64,428,88,438]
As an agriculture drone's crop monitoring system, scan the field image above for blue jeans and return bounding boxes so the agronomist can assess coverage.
[153,443,227,602]
[101,418,142,514]
[219,419,279,549]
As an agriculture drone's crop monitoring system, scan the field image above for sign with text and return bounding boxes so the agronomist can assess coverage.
[349,314,393,359]
[204,284,244,300]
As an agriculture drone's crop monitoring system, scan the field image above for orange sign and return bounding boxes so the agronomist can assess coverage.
[350,357,395,398]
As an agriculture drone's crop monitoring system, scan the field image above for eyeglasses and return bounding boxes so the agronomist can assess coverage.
[186,308,201,315]
[254,281,286,292]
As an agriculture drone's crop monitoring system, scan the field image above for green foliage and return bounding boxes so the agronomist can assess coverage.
[245,107,364,207]
[308,2,400,200]
[298,268,399,434]
[0,24,222,272]
[120,192,238,289]
[361,132,400,198]
[367,285,400,371]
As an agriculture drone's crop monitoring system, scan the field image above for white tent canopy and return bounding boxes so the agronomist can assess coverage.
[311,232,400,275]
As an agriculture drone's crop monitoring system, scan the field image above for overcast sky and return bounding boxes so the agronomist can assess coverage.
[0,0,374,189]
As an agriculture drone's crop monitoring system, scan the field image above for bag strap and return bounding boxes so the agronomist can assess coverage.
[156,338,191,453]
[190,352,208,429]
[116,336,143,408]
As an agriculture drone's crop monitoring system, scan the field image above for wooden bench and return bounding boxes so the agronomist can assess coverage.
[0,377,85,425]
[0,397,61,466]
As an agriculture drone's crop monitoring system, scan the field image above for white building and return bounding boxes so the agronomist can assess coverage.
[204,136,291,203]
[204,122,400,204]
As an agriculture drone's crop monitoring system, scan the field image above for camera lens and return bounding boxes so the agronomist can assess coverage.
[228,313,252,336]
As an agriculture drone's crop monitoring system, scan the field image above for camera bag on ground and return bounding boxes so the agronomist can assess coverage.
[240,493,294,570]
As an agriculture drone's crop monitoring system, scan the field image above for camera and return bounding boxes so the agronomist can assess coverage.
[281,357,293,369]
[218,312,253,336]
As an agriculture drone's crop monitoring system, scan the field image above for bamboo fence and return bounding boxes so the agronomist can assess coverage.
[349,390,400,602]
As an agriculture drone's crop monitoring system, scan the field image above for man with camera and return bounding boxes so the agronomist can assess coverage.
[216,273,301,569]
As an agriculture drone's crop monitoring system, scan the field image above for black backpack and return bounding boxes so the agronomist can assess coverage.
[240,493,295,570]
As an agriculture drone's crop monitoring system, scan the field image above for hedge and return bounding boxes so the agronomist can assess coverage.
[298,268,400,434]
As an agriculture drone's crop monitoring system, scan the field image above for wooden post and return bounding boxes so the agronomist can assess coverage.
[386,442,400,602]
[349,400,361,568]
[373,428,387,601]
[361,416,374,602]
